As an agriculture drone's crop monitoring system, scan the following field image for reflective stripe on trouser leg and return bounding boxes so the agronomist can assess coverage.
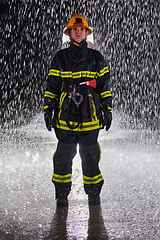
[52,141,77,198]
[52,173,72,183]
[79,142,104,194]
[83,173,103,185]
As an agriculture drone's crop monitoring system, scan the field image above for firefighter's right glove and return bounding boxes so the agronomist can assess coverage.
[44,108,53,131]
[103,109,112,131]
[44,97,57,131]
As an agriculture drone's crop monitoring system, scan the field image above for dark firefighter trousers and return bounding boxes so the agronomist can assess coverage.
[52,129,104,199]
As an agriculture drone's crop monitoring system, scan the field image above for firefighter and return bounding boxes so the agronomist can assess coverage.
[44,13,112,206]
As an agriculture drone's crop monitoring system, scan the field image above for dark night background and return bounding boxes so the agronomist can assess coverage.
[0,0,159,129]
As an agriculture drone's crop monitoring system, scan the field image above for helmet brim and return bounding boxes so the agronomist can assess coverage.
[64,25,92,36]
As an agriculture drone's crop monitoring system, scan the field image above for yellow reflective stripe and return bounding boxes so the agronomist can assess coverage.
[91,95,98,122]
[98,66,109,77]
[59,92,66,105]
[44,91,58,99]
[54,118,103,131]
[48,69,97,79]
[48,69,61,76]
[83,173,103,184]
[44,105,49,110]
[99,91,112,99]
[61,72,72,78]
[48,68,109,79]
[52,173,72,183]
[72,71,97,79]
[52,151,56,162]
[97,141,101,163]
[61,71,97,78]
[58,92,67,120]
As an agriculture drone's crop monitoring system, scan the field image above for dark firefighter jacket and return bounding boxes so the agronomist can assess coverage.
[44,41,112,133]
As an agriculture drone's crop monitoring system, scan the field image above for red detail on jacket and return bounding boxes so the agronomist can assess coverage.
[72,58,85,70]
[79,79,96,88]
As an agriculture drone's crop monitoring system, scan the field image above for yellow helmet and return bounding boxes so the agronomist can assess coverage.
[64,13,92,36]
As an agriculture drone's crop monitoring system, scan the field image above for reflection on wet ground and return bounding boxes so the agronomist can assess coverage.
[44,206,68,240]
[87,205,109,240]
[44,204,109,240]
[0,114,160,239]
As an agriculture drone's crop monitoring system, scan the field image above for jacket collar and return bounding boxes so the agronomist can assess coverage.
[69,40,87,55]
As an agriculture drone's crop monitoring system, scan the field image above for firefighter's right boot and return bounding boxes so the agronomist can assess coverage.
[52,142,77,206]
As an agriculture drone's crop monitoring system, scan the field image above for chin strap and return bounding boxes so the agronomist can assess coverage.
[72,38,85,45]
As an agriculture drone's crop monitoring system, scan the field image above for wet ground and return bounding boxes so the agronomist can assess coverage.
[0,113,160,239]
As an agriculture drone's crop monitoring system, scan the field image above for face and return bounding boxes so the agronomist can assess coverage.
[70,27,87,45]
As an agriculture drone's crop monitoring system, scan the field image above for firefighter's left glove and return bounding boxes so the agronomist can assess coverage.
[103,109,112,131]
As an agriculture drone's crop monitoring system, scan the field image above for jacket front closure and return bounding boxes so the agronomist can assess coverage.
[65,42,88,86]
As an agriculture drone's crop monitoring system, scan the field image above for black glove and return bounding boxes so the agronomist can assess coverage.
[103,109,112,131]
[44,97,57,131]
[44,108,53,131]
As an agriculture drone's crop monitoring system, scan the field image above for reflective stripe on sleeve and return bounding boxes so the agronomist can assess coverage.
[48,69,61,76]
[44,105,49,110]
[98,66,109,77]
[44,91,58,99]
[99,91,112,99]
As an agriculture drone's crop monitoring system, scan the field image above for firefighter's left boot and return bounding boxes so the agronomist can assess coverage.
[79,142,104,200]
[88,193,100,205]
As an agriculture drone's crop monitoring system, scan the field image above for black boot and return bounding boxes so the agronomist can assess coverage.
[53,142,77,200]
[88,193,100,205]
[79,142,104,196]
[57,193,68,207]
